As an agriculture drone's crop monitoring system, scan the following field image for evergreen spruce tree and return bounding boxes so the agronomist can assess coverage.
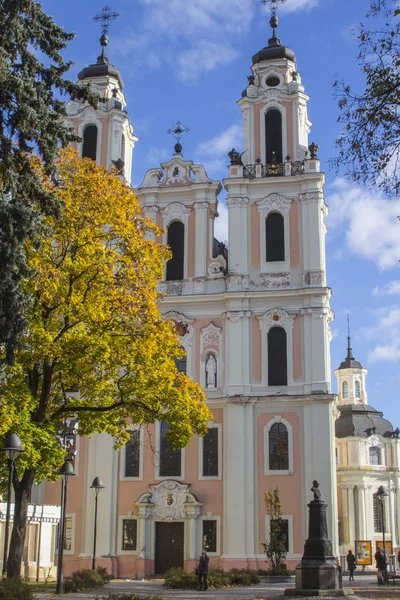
[0,0,97,362]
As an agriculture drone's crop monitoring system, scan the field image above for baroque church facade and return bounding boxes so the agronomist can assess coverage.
[31,11,400,579]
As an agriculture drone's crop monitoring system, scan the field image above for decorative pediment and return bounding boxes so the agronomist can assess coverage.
[163,310,194,350]
[161,202,192,226]
[257,193,292,218]
[160,157,194,186]
[258,308,295,333]
[136,480,203,522]
[201,322,222,352]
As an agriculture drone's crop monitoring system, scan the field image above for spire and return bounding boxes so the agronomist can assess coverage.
[346,314,355,361]
[338,316,362,370]
[253,0,295,64]
[93,6,119,65]
[261,0,286,47]
[78,6,124,90]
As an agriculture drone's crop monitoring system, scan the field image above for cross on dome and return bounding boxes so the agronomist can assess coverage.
[93,6,119,64]
[168,121,190,154]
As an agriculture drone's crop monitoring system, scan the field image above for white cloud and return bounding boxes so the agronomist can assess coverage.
[119,0,254,82]
[197,124,243,157]
[369,345,400,363]
[262,0,320,13]
[214,201,229,243]
[362,306,400,363]
[177,42,238,83]
[145,147,170,165]
[327,178,400,270]
[372,281,400,296]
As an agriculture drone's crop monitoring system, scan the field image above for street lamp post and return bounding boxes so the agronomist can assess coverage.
[90,477,105,570]
[0,433,23,576]
[56,460,76,595]
[377,485,389,583]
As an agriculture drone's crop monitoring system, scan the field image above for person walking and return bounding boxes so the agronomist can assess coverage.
[346,549,356,581]
[375,547,387,585]
[197,550,209,591]
[397,549,400,571]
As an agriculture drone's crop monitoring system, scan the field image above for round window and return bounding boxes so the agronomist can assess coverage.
[265,76,280,87]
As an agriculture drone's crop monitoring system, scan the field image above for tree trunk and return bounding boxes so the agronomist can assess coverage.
[7,468,36,579]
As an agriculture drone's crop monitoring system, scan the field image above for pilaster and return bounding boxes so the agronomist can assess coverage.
[227,197,249,275]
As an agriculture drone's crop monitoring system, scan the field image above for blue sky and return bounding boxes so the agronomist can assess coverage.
[42,0,399,427]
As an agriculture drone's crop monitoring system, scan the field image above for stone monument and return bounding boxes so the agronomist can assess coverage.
[285,481,352,597]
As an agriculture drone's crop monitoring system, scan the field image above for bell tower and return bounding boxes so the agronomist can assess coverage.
[65,7,138,184]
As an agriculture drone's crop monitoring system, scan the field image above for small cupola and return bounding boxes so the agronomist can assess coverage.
[334,318,368,406]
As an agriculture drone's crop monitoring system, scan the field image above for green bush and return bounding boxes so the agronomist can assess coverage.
[228,568,260,585]
[164,567,197,589]
[0,578,33,600]
[96,565,113,584]
[164,567,259,589]
[64,566,110,593]
[257,566,295,576]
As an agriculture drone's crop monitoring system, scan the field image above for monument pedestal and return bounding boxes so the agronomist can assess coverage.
[285,483,350,597]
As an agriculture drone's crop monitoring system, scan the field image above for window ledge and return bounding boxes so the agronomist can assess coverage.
[264,469,293,476]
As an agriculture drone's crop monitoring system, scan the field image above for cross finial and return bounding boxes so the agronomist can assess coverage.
[260,0,286,43]
[94,6,119,64]
[168,121,190,154]
[94,6,119,36]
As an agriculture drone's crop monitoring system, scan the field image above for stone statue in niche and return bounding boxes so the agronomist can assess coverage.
[205,354,217,389]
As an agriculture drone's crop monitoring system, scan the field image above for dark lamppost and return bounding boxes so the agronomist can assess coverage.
[56,460,76,595]
[90,477,105,570]
[377,485,389,580]
[0,433,23,575]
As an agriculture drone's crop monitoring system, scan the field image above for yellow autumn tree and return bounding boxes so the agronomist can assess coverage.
[0,149,210,577]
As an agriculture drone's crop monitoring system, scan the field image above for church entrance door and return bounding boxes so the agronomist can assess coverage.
[154,522,184,574]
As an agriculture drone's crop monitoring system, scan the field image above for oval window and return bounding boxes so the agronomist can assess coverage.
[266,76,280,87]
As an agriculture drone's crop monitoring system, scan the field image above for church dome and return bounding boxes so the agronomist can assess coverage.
[252,14,295,64]
[335,403,394,439]
[78,61,124,90]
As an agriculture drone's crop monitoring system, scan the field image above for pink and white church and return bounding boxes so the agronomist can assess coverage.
[30,8,400,580]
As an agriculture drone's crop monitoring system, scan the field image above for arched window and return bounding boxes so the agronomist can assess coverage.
[268,326,287,386]
[373,493,383,532]
[369,446,381,465]
[265,109,283,164]
[82,125,98,161]
[121,133,125,161]
[342,381,348,398]
[166,221,184,281]
[269,422,289,470]
[159,422,181,477]
[175,354,187,374]
[266,213,285,262]
[355,380,361,398]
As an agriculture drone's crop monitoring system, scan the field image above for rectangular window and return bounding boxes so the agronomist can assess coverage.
[56,516,73,552]
[122,519,137,551]
[125,430,140,477]
[175,355,187,374]
[159,422,181,477]
[203,520,217,553]
[270,518,289,552]
[203,428,219,477]
[373,495,383,532]
[64,516,73,551]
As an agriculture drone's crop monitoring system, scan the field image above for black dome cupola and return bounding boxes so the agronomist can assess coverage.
[253,0,296,64]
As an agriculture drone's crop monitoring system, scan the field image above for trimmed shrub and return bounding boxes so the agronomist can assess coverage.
[164,567,259,589]
[229,568,260,585]
[257,566,295,576]
[0,578,33,600]
[64,566,110,593]
[106,596,161,600]
[97,565,113,584]
[164,567,197,589]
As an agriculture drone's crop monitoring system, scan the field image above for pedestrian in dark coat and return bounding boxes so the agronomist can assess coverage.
[197,550,209,591]
[346,550,356,581]
[375,548,387,585]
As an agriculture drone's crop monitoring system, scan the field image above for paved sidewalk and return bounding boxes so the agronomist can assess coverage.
[33,574,381,600]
